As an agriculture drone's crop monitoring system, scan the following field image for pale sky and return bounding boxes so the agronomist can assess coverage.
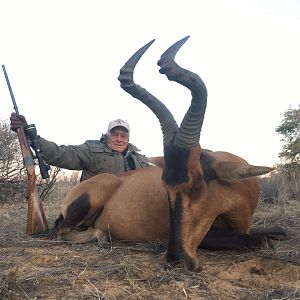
[0,0,299,167]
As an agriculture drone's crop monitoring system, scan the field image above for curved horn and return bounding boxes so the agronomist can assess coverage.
[118,39,155,88]
[160,36,190,63]
[158,36,208,149]
[118,40,178,146]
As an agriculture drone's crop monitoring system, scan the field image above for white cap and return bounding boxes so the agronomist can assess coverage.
[107,119,130,134]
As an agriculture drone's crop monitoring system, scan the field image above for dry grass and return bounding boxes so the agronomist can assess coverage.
[0,196,299,300]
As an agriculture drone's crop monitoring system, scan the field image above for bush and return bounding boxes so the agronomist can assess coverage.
[260,163,300,203]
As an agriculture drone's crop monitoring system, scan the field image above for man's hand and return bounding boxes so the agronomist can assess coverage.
[10,112,28,132]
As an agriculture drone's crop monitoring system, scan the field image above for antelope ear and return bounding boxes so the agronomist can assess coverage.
[215,161,275,181]
[146,156,165,169]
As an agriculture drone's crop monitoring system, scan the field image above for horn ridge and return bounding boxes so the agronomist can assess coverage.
[158,37,207,149]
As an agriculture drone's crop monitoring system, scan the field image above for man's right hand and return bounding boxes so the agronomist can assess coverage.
[10,112,28,132]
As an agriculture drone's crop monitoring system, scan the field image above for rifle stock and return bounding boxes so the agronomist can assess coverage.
[2,65,48,235]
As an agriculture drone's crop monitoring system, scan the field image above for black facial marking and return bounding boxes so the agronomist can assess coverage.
[200,150,218,182]
[166,192,183,263]
[163,144,190,186]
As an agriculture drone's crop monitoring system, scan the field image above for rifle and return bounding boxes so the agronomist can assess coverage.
[2,65,49,235]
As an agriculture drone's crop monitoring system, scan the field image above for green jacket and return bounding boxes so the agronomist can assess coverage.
[39,135,150,181]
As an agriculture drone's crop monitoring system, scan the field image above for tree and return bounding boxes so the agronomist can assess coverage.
[0,120,26,202]
[0,120,24,180]
[274,106,300,202]
[0,119,61,202]
[276,105,300,163]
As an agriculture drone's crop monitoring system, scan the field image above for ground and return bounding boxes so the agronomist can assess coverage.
[0,197,299,300]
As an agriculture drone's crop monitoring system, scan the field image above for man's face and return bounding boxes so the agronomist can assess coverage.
[107,127,129,153]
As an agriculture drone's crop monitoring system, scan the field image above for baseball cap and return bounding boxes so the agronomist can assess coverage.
[107,119,130,134]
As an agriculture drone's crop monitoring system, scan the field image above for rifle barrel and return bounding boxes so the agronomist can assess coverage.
[2,65,20,115]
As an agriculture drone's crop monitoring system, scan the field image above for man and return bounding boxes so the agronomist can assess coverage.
[10,113,150,181]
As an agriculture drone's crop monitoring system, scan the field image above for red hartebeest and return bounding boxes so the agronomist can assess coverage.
[45,38,286,271]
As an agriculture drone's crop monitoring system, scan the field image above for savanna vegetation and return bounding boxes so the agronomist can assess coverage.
[0,106,299,299]
[259,105,300,203]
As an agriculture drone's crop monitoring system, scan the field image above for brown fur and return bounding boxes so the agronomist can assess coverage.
[164,147,262,270]
[52,151,264,251]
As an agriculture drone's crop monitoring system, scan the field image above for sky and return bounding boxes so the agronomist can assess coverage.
[0,0,299,167]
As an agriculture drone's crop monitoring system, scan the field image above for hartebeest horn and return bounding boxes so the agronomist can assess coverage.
[118,39,179,146]
[214,162,275,181]
[158,36,208,149]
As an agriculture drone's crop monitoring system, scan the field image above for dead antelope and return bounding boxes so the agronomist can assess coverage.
[118,36,286,270]
[46,38,286,270]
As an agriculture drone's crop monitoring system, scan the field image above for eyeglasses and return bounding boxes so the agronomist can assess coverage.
[109,132,129,140]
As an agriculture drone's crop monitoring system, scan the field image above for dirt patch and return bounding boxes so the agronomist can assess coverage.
[0,199,299,300]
